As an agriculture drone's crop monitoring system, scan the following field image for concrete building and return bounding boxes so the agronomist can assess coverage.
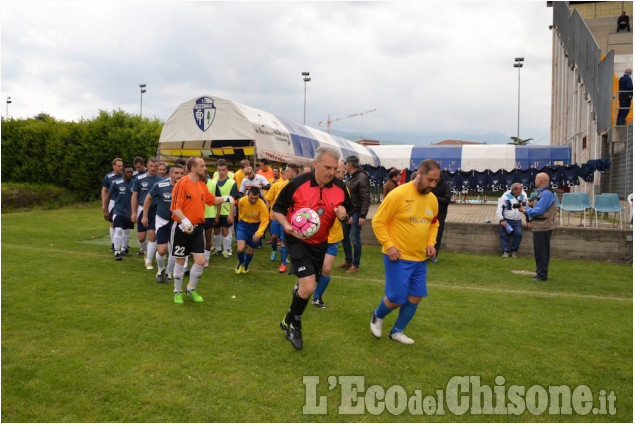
[549,1,633,199]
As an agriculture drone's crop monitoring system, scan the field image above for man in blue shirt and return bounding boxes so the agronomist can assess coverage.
[131,157,163,269]
[519,172,557,281]
[105,164,135,261]
[143,163,185,283]
[617,68,632,125]
[101,158,123,252]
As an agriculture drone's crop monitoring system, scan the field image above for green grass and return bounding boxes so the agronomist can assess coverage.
[2,206,632,422]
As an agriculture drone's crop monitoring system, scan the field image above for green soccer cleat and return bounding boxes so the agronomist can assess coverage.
[186,289,204,303]
[173,292,184,304]
[235,264,243,275]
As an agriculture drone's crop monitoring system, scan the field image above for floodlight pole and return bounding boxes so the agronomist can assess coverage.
[139,84,147,117]
[302,72,310,125]
[514,58,524,142]
[5,96,11,119]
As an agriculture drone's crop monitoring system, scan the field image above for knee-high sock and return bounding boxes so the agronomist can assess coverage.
[167,254,176,275]
[113,228,123,253]
[122,229,131,250]
[187,263,204,291]
[280,244,288,265]
[139,239,148,252]
[146,241,157,264]
[173,263,184,292]
[213,233,222,251]
[286,286,309,328]
[156,252,166,270]
[237,251,245,265]
[391,301,419,334]
[271,238,278,251]
[223,235,232,253]
[204,250,211,263]
[313,275,331,299]
[244,253,253,269]
[374,298,394,319]
[110,227,115,244]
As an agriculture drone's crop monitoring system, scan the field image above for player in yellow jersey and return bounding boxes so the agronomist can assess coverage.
[369,159,441,345]
[234,186,270,274]
[265,164,300,272]
[311,160,347,308]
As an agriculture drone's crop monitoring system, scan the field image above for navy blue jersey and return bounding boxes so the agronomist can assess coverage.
[149,179,175,220]
[109,178,134,218]
[132,172,163,207]
[102,171,122,189]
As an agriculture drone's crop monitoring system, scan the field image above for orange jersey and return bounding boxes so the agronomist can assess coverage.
[257,168,274,181]
[170,175,216,224]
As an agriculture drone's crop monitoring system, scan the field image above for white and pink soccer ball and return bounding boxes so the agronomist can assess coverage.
[291,208,321,239]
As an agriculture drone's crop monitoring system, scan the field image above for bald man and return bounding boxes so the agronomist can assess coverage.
[519,173,557,281]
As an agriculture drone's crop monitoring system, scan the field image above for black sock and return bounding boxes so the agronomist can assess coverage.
[287,287,309,328]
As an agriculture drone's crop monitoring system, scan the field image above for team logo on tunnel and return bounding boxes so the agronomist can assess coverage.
[193,97,216,132]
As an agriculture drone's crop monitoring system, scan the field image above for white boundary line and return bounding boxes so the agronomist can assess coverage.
[6,244,632,303]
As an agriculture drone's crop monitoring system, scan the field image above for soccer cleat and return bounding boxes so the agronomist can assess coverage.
[312,297,326,309]
[114,253,123,261]
[210,248,219,256]
[242,266,249,274]
[137,249,145,256]
[370,311,383,338]
[270,251,277,261]
[431,256,438,263]
[280,316,290,332]
[145,262,153,270]
[235,264,243,275]
[121,249,130,257]
[165,273,173,283]
[222,251,230,259]
[286,258,291,265]
[278,263,287,273]
[173,292,184,304]
[285,323,303,350]
[156,269,165,283]
[389,332,414,345]
[186,289,204,303]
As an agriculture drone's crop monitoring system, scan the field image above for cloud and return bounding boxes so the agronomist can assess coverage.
[1,1,554,142]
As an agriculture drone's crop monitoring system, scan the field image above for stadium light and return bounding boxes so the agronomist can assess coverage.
[302,72,311,125]
[5,96,11,119]
[139,84,147,117]
[513,58,524,142]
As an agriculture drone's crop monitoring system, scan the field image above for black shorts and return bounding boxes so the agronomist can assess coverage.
[137,206,157,232]
[113,214,134,229]
[214,215,231,228]
[170,222,205,258]
[203,217,216,230]
[284,233,328,279]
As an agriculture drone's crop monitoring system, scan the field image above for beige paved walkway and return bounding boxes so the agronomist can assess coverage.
[367,203,631,229]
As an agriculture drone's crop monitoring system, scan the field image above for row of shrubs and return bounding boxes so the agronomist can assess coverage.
[1,110,163,201]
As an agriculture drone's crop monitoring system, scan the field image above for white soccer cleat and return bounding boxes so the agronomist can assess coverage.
[370,311,383,339]
[389,332,414,345]
[145,262,153,270]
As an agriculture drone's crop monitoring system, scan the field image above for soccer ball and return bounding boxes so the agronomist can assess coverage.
[291,208,320,239]
[183,224,194,234]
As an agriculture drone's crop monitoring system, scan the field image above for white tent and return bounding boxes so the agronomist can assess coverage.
[158,95,380,167]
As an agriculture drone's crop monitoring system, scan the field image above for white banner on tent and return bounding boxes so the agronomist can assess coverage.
[367,145,414,170]
[461,144,516,172]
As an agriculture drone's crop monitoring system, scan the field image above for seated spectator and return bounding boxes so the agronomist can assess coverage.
[617,11,631,32]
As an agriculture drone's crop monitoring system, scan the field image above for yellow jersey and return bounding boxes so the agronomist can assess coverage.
[265,179,290,219]
[372,181,439,262]
[237,196,270,237]
[328,218,343,244]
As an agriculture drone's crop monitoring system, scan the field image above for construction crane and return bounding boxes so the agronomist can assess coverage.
[318,108,376,134]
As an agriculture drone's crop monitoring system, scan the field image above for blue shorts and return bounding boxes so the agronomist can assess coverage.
[236,220,261,248]
[325,241,339,257]
[270,220,283,237]
[137,206,157,232]
[113,214,134,229]
[383,254,428,304]
[156,219,173,245]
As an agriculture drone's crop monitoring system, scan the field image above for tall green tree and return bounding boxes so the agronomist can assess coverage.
[508,136,533,145]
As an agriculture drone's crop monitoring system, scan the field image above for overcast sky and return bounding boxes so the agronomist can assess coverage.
[1,1,555,144]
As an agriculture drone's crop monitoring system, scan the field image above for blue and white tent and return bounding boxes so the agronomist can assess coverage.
[158,95,380,167]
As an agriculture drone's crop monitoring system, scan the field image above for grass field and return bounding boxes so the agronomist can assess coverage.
[1,205,632,422]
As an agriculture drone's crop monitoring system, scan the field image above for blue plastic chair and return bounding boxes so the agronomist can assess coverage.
[577,193,592,226]
[595,194,624,228]
[560,193,585,227]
